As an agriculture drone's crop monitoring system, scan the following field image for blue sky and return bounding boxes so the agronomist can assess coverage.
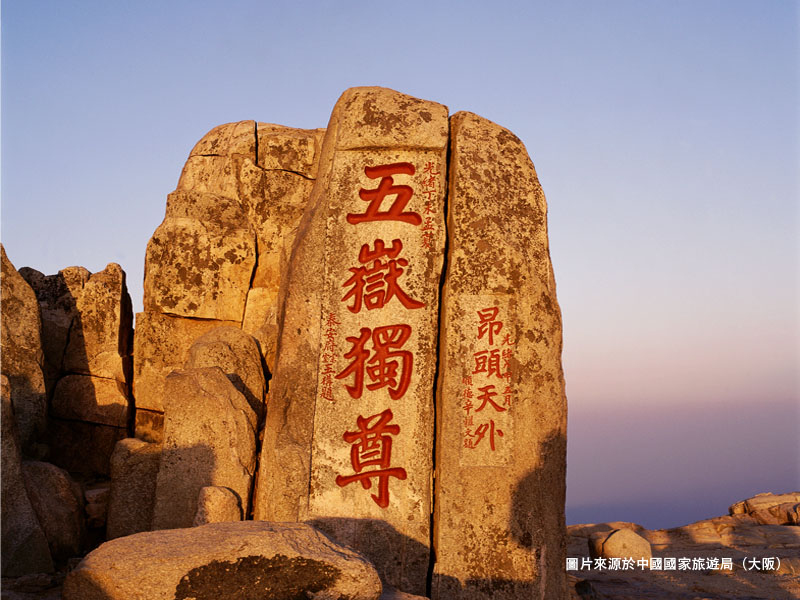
[2,0,797,529]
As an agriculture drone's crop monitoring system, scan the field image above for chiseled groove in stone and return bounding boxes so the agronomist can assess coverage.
[426,114,453,598]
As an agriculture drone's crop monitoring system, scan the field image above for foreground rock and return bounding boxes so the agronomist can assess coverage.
[62,521,382,600]
[588,528,652,561]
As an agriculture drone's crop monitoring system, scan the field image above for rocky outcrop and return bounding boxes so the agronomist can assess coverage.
[1,377,54,576]
[62,521,382,600]
[254,87,448,595]
[1,246,48,456]
[151,368,257,530]
[133,121,322,441]
[20,262,133,477]
[21,461,86,563]
[729,492,800,525]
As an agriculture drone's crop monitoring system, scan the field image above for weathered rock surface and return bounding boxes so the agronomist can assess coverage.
[1,245,47,455]
[1,379,54,576]
[192,486,242,525]
[255,87,448,595]
[20,263,133,385]
[241,124,325,369]
[106,438,160,539]
[431,112,567,599]
[18,266,90,392]
[140,121,322,379]
[50,374,128,427]
[729,491,800,525]
[588,528,652,561]
[143,208,256,322]
[62,521,382,600]
[184,326,266,419]
[20,461,85,562]
[151,368,257,530]
[132,311,238,414]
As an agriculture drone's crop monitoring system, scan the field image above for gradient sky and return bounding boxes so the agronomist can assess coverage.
[2,0,797,529]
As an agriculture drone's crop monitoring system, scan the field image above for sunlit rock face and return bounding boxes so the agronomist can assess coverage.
[134,121,323,441]
[1,245,48,457]
[254,87,449,595]
[1,88,568,597]
[430,111,567,600]
[252,88,567,599]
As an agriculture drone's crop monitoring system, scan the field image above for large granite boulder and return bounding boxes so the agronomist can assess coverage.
[184,326,266,420]
[62,521,382,600]
[132,311,237,418]
[106,438,160,539]
[21,461,86,562]
[431,111,568,600]
[255,86,448,596]
[151,368,257,530]
[1,376,54,576]
[588,528,652,561]
[1,245,47,455]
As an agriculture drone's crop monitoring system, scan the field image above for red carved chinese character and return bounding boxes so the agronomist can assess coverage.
[336,408,407,508]
[477,307,503,345]
[472,419,504,451]
[423,161,440,176]
[367,325,413,399]
[336,325,414,400]
[341,239,425,313]
[475,384,506,413]
[472,349,503,378]
[336,328,371,399]
[501,333,515,346]
[348,163,421,225]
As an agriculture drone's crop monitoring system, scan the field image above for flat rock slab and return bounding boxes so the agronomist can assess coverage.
[62,521,382,600]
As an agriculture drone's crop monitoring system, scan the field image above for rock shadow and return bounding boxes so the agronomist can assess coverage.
[307,517,429,598]
[431,431,567,599]
[151,443,220,531]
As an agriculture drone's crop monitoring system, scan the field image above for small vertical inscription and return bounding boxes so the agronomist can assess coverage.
[460,296,514,467]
